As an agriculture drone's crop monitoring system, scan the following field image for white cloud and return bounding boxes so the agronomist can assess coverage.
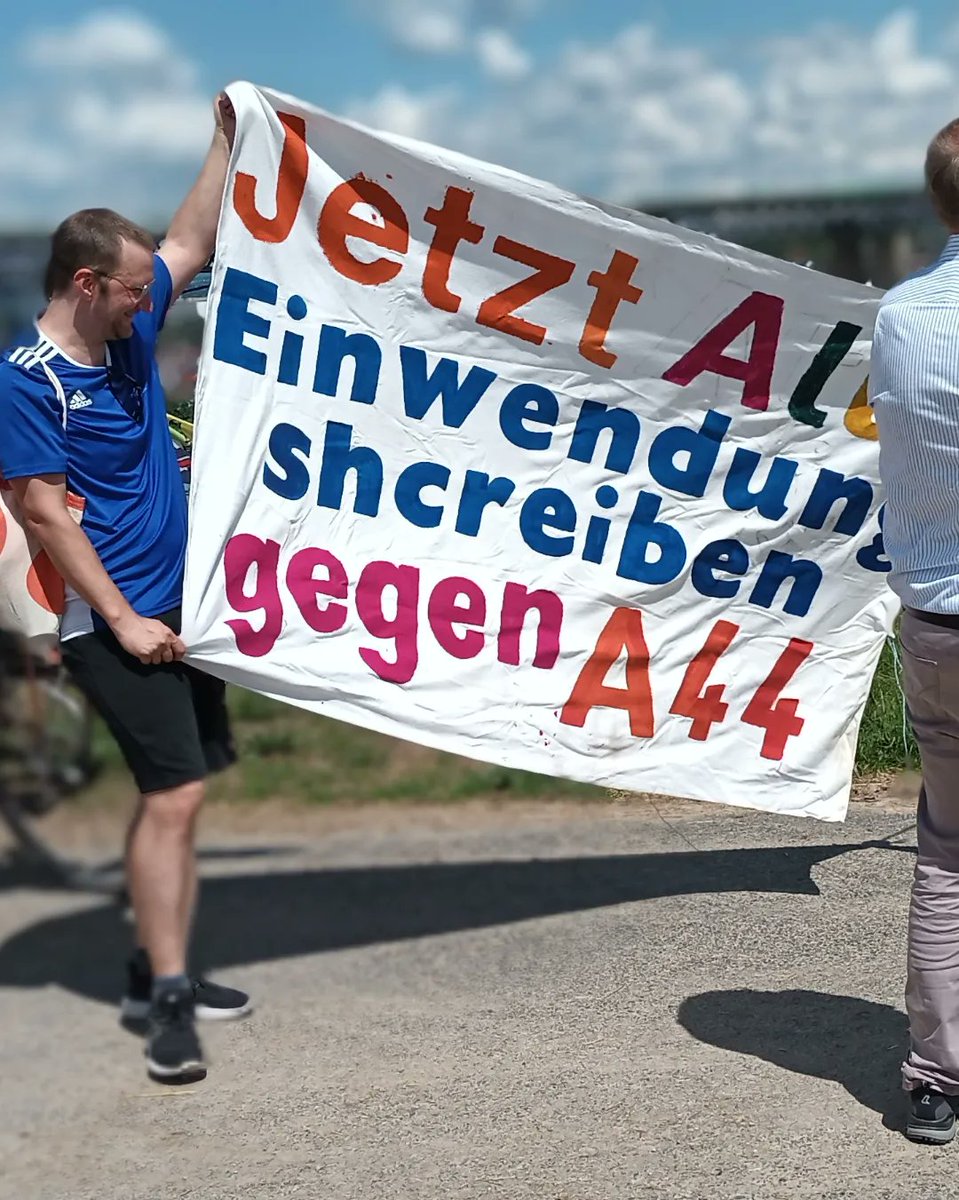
[0,10,213,227]
[399,10,466,53]
[745,10,956,195]
[360,0,538,71]
[353,85,450,142]
[475,29,530,81]
[24,10,171,69]
[348,9,959,204]
[361,0,469,54]
[65,94,212,156]
[2,6,956,229]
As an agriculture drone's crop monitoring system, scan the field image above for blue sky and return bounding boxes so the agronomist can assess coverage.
[0,2,956,228]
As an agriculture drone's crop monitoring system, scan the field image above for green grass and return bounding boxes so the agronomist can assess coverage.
[81,639,916,806]
[205,694,604,805]
[854,636,917,775]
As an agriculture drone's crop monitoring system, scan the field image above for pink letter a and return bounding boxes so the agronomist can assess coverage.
[663,292,784,412]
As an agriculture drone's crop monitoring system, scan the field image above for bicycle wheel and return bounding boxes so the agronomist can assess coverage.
[0,665,97,815]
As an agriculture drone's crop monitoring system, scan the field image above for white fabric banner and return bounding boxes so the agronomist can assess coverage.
[183,81,897,821]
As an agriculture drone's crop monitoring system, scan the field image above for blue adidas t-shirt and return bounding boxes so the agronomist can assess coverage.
[0,255,187,637]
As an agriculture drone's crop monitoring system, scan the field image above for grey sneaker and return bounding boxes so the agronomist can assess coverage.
[906,1086,957,1145]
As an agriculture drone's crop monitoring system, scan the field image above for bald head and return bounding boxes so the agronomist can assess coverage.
[926,119,959,231]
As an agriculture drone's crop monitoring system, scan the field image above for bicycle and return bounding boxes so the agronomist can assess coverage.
[0,629,111,886]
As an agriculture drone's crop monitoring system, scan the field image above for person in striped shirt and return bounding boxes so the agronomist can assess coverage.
[872,115,959,1145]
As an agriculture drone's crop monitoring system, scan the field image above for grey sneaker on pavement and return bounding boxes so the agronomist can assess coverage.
[906,1086,957,1145]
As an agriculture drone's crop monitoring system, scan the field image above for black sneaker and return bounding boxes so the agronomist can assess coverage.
[121,950,252,1026]
[191,976,253,1021]
[145,987,206,1083]
[906,1086,957,1145]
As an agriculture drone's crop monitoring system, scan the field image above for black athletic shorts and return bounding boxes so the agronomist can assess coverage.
[61,607,236,795]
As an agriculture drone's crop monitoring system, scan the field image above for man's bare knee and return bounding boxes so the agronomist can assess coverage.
[141,779,206,834]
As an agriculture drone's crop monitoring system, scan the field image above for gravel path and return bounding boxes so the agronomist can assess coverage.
[0,792,946,1200]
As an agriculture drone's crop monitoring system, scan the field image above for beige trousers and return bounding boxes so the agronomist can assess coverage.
[900,609,959,1092]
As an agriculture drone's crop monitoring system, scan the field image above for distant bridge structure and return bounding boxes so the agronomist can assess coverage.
[646,187,941,288]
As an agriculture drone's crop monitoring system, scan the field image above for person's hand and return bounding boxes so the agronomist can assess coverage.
[111,614,186,665]
[215,92,236,150]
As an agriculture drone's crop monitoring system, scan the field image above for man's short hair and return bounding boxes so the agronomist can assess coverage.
[926,120,959,229]
[43,209,156,299]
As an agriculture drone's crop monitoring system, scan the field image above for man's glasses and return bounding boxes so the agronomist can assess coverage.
[96,271,153,301]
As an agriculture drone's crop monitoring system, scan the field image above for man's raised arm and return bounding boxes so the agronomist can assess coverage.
[158,93,237,302]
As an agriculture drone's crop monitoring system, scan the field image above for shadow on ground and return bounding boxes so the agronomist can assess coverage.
[0,843,298,897]
[679,988,909,1131]
[0,837,914,1011]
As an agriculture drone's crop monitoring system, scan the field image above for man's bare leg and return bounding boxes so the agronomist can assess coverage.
[125,780,204,977]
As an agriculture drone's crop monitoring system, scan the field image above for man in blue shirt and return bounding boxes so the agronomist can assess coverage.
[0,93,250,1083]
[873,116,959,1144]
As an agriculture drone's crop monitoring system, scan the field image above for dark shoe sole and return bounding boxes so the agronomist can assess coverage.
[146,1056,207,1085]
[906,1121,956,1145]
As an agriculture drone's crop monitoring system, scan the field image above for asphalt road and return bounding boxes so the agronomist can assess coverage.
[0,793,949,1200]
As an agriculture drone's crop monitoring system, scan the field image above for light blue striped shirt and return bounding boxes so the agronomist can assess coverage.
[872,233,959,613]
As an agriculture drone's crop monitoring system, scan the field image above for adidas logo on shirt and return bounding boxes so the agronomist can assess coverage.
[68,390,93,411]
